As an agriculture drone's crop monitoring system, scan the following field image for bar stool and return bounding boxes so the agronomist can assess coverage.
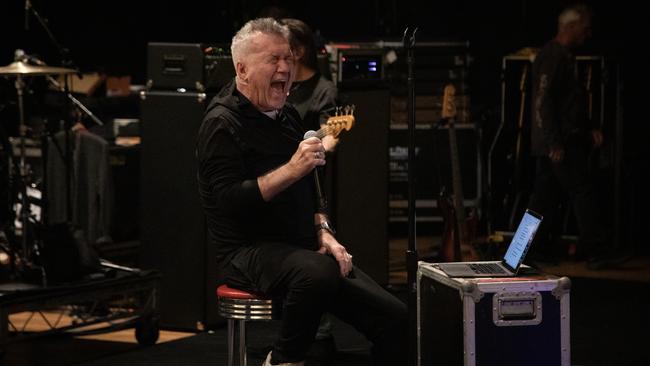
[217,284,275,366]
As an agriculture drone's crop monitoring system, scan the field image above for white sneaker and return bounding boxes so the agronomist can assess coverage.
[262,351,305,366]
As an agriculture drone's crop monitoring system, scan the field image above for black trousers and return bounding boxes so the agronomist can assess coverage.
[528,144,607,257]
[223,242,408,364]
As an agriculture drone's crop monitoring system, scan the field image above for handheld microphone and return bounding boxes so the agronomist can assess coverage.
[305,130,355,278]
[303,130,328,212]
[303,130,318,140]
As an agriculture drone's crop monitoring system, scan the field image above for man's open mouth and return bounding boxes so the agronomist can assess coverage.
[271,80,287,90]
[271,80,286,93]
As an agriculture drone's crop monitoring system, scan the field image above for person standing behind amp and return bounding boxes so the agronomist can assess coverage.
[196,18,407,366]
[527,4,611,269]
[282,18,339,152]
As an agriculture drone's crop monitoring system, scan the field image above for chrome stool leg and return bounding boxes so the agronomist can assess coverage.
[239,320,247,366]
[227,319,235,366]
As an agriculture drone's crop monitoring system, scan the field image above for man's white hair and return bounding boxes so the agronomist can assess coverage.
[231,18,290,67]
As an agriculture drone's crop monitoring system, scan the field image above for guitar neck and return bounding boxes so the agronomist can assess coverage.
[514,64,528,166]
[447,119,468,234]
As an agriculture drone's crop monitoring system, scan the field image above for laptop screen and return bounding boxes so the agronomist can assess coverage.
[502,209,543,271]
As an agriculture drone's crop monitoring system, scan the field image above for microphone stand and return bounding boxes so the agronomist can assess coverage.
[24,0,30,31]
[25,2,75,70]
[403,26,418,366]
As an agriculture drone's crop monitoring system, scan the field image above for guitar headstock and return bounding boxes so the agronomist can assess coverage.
[325,105,355,138]
[441,84,457,120]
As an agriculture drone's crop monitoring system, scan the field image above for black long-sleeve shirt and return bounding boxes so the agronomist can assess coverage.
[530,40,591,157]
[196,81,319,263]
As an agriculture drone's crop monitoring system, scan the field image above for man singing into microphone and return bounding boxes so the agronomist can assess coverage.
[196,18,406,366]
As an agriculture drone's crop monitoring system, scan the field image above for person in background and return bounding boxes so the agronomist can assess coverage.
[196,18,407,366]
[527,4,611,269]
[282,18,339,152]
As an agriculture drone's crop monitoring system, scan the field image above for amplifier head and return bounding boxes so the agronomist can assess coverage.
[147,42,204,91]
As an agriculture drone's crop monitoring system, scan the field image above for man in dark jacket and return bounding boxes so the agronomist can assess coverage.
[196,18,406,366]
[528,4,609,268]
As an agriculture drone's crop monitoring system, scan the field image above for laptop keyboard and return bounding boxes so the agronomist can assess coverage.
[469,263,507,274]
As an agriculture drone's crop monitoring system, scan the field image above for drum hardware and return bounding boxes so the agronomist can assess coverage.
[0,55,77,283]
[2,0,106,285]
[9,50,105,128]
[0,59,77,77]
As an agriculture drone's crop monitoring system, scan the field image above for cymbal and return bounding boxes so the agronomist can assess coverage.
[0,60,76,76]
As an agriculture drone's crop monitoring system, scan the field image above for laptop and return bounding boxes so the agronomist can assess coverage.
[435,209,543,277]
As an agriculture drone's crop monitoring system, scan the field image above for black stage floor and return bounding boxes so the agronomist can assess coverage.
[78,320,371,366]
[5,277,650,366]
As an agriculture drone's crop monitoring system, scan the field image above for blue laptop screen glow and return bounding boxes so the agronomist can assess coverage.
[503,211,542,269]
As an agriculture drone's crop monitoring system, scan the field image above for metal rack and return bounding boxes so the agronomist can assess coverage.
[326,40,476,224]
[0,267,161,356]
[388,122,482,223]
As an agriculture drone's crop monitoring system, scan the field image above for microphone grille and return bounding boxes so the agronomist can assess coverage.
[14,49,26,61]
[303,130,318,140]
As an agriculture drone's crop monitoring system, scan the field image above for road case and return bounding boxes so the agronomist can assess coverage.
[417,261,570,366]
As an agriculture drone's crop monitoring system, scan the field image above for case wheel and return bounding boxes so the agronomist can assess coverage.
[135,314,160,346]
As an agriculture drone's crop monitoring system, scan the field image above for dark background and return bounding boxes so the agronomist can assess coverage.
[0,0,641,101]
[1,0,647,251]
[0,0,642,130]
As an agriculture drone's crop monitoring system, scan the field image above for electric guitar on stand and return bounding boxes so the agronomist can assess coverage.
[438,84,478,261]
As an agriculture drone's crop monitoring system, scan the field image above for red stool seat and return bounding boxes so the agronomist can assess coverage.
[217,284,267,300]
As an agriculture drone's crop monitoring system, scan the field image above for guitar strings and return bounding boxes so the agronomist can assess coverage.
[313,110,354,139]
[315,126,331,139]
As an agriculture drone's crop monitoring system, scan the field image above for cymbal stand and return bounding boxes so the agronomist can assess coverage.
[19,53,105,128]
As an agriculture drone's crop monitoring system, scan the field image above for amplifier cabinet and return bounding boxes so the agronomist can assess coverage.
[417,262,571,366]
[334,88,390,285]
[140,90,218,330]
